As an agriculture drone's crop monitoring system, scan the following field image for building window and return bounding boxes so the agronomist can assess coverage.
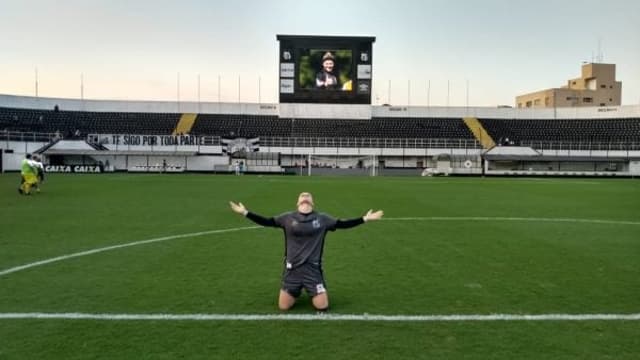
[566,97,572,101]
[572,81,576,85]
[610,85,613,88]
[544,97,550,106]
[583,97,593,103]
[525,101,532,108]
[600,85,606,88]
[609,98,613,101]
[534,99,541,106]
[600,103,606,106]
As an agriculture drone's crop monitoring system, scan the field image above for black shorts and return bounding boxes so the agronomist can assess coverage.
[281,262,327,298]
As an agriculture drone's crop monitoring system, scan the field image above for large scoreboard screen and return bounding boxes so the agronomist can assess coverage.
[277,35,375,104]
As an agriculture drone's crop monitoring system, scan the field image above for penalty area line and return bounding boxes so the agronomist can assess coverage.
[1,312,639,322]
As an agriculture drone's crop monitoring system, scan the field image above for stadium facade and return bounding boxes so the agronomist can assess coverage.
[1,93,639,177]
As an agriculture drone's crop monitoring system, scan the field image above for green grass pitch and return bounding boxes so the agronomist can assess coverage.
[1,173,639,359]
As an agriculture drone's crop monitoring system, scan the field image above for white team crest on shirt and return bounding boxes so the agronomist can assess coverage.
[291,220,298,226]
[312,219,321,228]
[316,283,326,294]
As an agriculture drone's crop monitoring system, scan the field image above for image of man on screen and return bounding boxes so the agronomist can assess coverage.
[315,52,339,90]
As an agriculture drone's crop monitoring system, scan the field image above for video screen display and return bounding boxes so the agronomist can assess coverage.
[277,35,375,104]
[298,49,352,91]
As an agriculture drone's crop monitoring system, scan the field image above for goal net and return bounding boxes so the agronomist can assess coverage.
[303,154,379,176]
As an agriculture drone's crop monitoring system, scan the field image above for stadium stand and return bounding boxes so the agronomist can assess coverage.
[479,118,640,145]
[191,115,474,139]
[2,106,639,148]
[0,107,180,137]
[191,114,291,138]
[173,113,198,135]
[289,117,474,139]
[463,117,496,149]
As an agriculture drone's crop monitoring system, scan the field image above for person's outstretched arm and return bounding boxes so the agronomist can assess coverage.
[333,209,384,230]
[229,201,279,227]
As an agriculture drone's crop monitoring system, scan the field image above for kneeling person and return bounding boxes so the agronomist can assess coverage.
[230,192,383,311]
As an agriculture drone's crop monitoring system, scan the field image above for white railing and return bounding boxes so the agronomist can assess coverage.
[260,137,481,149]
[0,130,57,142]
[4,130,639,152]
[521,140,640,151]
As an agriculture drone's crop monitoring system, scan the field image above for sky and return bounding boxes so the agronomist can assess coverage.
[1,0,639,106]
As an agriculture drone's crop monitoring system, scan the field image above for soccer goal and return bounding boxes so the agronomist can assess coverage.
[303,154,379,176]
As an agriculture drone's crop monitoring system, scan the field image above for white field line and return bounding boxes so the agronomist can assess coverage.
[381,217,640,226]
[1,312,639,322]
[1,216,638,278]
[0,226,260,277]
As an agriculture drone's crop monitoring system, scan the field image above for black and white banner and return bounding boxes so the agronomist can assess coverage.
[88,134,204,147]
[45,165,103,173]
[221,138,260,155]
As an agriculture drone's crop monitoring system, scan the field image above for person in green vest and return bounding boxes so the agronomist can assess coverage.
[19,154,38,195]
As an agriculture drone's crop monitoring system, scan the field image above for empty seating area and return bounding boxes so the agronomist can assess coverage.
[480,118,640,144]
[2,105,639,146]
[363,117,472,139]
[191,116,473,139]
[191,114,290,138]
[0,107,180,137]
[291,118,367,138]
[287,117,473,138]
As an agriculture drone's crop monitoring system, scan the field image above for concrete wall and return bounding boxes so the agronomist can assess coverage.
[279,103,371,119]
[1,140,49,154]
[0,94,279,116]
[91,155,229,171]
[488,160,633,174]
[2,94,638,120]
[1,141,49,172]
[371,104,640,119]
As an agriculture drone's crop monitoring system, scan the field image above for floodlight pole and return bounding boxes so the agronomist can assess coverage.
[177,72,181,110]
[466,79,469,112]
[447,80,450,107]
[35,68,39,98]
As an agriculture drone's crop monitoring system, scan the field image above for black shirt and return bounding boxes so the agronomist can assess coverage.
[246,210,364,268]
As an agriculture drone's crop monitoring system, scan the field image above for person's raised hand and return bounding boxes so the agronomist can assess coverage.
[229,201,248,216]
[363,209,384,222]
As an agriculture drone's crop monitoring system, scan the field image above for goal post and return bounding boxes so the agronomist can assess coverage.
[306,154,378,176]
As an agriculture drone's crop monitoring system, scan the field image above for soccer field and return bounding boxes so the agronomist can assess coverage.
[1,173,639,359]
